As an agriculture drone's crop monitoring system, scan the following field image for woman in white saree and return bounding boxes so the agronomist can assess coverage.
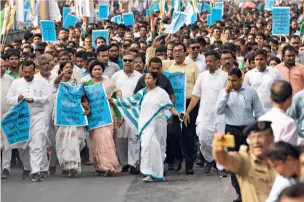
[110,72,179,182]
[53,61,89,177]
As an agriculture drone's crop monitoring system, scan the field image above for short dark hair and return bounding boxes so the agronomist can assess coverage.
[135,54,145,65]
[187,38,200,47]
[75,51,87,60]
[254,49,267,59]
[256,32,265,39]
[266,141,300,162]
[95,36,106,44]
[204,49,220,60]
[108,43,119,50]
[282,45,296,57]
[146,71,158,80]
[196,36,207,46]
[21,60,36,71]
[220,49,233,59]
[88,60,105,75]
[6,50,20,59]
[118,24,126,29]
[33,33,42,39]
[24,31,33,41]
[228,67,242,79]
[268,56,281,66]
[149,57,162,66]
[172,42,187,52]
[96,45,108,54]
[278,183,304,201]
[270,80,293,103]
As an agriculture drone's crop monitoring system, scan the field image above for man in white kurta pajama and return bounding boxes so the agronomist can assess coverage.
[111,53,142,173]
[184,50,227,177]
[35,55,57,176]
[6,60,48,182]
[1,59,14,179]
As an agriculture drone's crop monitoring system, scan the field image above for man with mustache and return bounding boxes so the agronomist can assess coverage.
[6,60,48,182]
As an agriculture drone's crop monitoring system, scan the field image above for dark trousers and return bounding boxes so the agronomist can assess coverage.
[225,124,248,197]
[166,101,199,168]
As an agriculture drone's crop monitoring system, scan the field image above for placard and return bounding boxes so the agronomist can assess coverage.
[40,20,57,42]
[272,7,290,35]
[92,30,109,48]
[55,83,88,126]
[1,100,30,145]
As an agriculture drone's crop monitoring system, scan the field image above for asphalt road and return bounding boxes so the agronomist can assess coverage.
[1,164,235,202]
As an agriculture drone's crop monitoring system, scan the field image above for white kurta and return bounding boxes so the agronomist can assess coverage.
[1,74,14,172]
[35,73,57,170]
[111,70,142,167]
[193,69,227,163]
[139,87,173,180]
[6,77,48,174]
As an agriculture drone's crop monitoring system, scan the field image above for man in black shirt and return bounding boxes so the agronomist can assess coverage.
[134,57,174,102]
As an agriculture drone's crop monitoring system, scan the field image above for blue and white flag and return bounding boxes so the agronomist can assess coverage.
[114,88,172,130]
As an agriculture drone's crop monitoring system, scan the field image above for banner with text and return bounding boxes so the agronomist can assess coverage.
[1,100,30,145]
[55,83,88,126]
[163,71,186,113]
[272,7,290,35]
[84,83,113,131]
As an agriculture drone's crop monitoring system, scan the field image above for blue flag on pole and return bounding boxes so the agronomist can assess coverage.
[207,14,212,25]
[40,20,57,42]
[55,83,88,126]
[162,71,186,113]
[272,7,290,35]
[122,13,135,27]
[84,83,113,131]
[111,15,121,24]
[63,13,78,29]
[62,7,71,23]
[98,4,109,19]
[211,8,222,25]
[92,30,109,47]
[265,0,274,11]
[1,100,30,145]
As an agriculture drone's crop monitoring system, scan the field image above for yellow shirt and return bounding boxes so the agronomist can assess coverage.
[162,60,199,99]
[228,145,276,202]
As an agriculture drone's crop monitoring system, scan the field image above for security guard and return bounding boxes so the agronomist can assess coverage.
[213,121,276,202]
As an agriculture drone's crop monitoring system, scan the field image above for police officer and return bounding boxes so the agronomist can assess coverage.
[212,121,276,202]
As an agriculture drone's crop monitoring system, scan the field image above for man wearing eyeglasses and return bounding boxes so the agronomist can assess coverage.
[111,52,142,175]
[162,42,200,175]
[186,39,207,73]
[213,121,276,202]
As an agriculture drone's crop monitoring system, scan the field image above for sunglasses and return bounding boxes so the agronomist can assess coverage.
[123,59,134,63]
[191,46,200,50]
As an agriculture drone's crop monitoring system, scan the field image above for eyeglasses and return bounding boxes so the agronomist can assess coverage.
[191,46,200,50]
[123,59,134,63]
[247,134,272,142]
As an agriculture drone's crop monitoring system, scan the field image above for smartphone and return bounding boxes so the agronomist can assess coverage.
[214,134,235,148]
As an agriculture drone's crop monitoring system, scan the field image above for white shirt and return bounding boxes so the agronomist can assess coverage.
[111,70,142,98]
[1,74,14,118]
[186,54,207,73]
[244,67,283,112]
[259,107,298,145]
[266,175,297,202]
[192,69,227,132]
[6,77,48,116]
